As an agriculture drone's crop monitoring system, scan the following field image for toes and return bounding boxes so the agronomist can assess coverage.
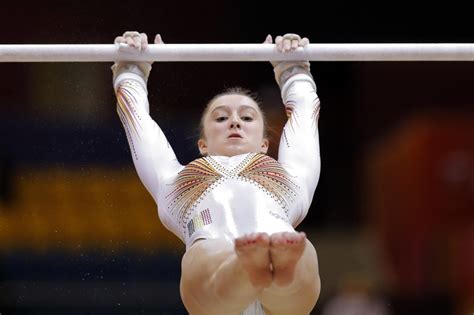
[235,237,246,247]
[289,232,301,243]
[236,233,268,247]
[298,232,307,243]
[287,232,306,244]
[270,232,307,247]
[256,232,270,244]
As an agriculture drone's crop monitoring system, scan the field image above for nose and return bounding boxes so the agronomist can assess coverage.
[229,115,241,129]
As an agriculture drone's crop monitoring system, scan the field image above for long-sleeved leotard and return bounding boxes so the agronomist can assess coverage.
[114,66,321,250]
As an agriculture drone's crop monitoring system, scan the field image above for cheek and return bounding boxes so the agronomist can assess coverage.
[248,121,265,137]
[204,121,224,139]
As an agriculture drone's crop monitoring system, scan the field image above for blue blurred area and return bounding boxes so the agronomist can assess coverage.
[1,251,181,282]
[0,251,186,314]
[0,119,130,166]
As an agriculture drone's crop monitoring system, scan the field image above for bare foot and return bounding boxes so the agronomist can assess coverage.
[235,232,272,289]
[270,231,307,287]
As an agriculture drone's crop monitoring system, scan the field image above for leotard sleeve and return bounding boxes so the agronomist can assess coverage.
[277,73,321,226]
[113,65,183,205]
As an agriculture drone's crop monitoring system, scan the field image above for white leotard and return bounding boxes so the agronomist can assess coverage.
[113,68,321,250]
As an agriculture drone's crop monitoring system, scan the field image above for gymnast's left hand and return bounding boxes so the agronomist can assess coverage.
[114,32,165,52]
[264,33,309,56]
[112,31,165,81]
[263,33,311,87]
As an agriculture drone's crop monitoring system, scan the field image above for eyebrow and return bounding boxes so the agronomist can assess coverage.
[210,105,258,114]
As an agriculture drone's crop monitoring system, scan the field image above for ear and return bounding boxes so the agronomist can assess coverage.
[198,138,208,155]
[260,138,269,154]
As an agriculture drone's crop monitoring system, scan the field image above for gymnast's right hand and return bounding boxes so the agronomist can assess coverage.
[111,31,164,82]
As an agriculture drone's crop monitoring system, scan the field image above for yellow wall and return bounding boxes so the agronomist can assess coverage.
[0,167,182,253]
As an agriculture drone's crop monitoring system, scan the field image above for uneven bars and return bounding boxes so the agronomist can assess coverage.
[0,44,473,62]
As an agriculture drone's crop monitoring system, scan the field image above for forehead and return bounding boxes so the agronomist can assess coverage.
[208,94,259,112]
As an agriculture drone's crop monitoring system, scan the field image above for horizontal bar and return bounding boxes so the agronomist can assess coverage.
[0,44,473,62]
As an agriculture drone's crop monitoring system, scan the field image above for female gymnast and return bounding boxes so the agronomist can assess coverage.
[112,31,321,315]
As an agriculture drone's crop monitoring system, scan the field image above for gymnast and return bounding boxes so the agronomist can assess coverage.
[112,31,321,315]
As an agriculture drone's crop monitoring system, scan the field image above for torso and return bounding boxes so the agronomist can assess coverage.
[160,153,302,248]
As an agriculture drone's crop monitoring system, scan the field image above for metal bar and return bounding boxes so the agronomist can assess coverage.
[0,43,472,62]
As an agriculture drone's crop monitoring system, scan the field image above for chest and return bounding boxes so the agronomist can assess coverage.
[167,153,298,210]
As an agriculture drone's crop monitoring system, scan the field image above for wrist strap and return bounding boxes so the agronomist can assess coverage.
[273,62,311,88]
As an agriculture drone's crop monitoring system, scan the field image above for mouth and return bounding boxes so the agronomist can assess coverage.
[228,133,243,139]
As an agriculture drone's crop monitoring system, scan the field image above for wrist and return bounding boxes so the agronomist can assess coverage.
[111,62,152,83]
[273,62,311,88]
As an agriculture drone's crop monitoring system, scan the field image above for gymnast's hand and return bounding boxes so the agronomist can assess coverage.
[263,33,311,87]
[111,31,164,82]
[114,31,164,51]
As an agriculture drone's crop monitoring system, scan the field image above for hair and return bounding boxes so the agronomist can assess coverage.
[199,87,268,140]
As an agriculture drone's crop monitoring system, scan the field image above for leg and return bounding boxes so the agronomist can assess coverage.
[180,233,272,315]
[259,232,321,315]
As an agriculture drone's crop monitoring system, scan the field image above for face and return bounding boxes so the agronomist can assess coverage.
[198,94,268,157]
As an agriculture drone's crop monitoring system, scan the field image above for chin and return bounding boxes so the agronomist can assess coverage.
[217,147,249,157]
[228,147,264,157]
[223,150,246,157]
[210,144,263,157]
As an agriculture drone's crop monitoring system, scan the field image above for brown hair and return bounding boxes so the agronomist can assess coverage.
[199,87,268,140]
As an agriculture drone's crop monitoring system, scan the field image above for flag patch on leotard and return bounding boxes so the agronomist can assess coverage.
[187,208,213,237]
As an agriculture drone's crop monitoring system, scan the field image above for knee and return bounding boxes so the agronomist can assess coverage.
[304,239,320,272]
[179,239,235,314]
[301,239,321,299]
[179,247,209,314]
[180,276,204,315]
[307,240,321,304]
[180,259,215,315]
[313,273,322,304]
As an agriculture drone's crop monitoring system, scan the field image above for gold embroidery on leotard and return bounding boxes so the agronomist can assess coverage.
[167,153,299,235]
[166,158,221,229]
[237,153,299,214]
[116,81,144,139]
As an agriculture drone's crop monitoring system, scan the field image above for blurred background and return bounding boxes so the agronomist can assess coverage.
[0,1,473,314]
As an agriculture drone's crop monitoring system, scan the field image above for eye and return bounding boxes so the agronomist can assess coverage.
[241,116,253,122]
[216,116,227,122]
